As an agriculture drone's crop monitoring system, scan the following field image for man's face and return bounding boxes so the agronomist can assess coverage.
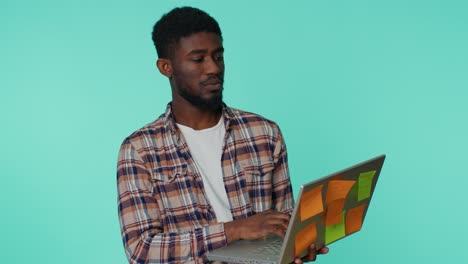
[169,32,224,111]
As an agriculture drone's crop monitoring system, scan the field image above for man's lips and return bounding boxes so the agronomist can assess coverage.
[201,78,223,91]
[201,78,223,86]
[204,83,222,92]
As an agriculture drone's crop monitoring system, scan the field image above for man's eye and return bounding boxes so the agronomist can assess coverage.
[192,57,204,62]
[215,56,224,61]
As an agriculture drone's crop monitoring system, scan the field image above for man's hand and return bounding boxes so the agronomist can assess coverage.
[224,210,290,243]
[294,244,329,263]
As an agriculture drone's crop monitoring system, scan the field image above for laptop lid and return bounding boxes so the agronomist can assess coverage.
[278,154,386,263]
[208,155,386,264]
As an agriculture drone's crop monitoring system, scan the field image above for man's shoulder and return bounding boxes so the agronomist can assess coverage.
[122,113,167,146]
[228,106,279,128]
[227,106,281,135]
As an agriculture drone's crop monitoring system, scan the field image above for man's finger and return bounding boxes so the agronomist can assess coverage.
[306,244,317,261]
[264,218,289,230]
[318,246,329,255]
[294,244,328,263]
[264,222,287,235]
[270,227,287,238]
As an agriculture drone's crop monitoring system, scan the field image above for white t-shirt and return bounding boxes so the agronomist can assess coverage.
[177,116,233,222]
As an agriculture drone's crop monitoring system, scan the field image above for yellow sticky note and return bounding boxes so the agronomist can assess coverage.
[325,198,345,226]
[346,204,367,235]
[294,221,317,257]
[300,185,324,221]
[325,212,345,245]
[358,171,376,201]
[325,180,355,204]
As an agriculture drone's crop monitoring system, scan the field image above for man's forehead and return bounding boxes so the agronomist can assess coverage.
[175,32,223,54]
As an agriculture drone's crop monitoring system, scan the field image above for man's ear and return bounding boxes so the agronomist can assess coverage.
[156,58,172,78]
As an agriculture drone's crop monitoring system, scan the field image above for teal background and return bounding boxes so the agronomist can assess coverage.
[1,0,467,263]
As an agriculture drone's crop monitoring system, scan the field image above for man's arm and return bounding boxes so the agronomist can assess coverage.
[271,126,294,214]
[117,139,227,263]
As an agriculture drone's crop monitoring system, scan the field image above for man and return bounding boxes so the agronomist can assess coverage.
[117,7,328,263]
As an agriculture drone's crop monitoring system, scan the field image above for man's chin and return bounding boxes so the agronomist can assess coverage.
[200,97,223,111]
[190,97,223,111]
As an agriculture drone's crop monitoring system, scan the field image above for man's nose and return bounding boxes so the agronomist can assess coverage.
[205,56,223,75]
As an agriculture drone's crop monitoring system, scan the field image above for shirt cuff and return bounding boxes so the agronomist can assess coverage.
[201,222,228,252]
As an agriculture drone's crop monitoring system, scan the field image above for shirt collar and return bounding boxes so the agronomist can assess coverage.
[163,102,235,134]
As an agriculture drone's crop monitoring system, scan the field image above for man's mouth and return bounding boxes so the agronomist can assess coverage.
[201,77,223,86]
[205,83,222,92]
[201,78,223,91]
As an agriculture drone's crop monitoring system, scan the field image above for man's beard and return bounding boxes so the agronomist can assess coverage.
[179,86,224,111]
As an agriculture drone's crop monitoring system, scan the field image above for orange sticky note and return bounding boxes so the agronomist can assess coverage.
[300,185,324,221]
[345,204,367,235]
[325,198,345,226]
[325,180,356,203]
[294,221,317,257]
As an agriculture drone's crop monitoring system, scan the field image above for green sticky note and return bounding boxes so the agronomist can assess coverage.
[325,212,345,244]
[358,170,376,201]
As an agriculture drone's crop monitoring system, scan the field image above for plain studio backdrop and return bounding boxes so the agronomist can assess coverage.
[1,0,467,263]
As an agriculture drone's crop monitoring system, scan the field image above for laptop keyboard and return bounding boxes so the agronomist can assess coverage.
[251,238,283,256]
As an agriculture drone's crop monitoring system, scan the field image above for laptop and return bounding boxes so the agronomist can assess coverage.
[207,155,386,264]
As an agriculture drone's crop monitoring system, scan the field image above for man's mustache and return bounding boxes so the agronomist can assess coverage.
[200,75,224,86]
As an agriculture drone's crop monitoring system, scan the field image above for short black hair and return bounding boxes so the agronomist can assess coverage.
[152,7,223,58]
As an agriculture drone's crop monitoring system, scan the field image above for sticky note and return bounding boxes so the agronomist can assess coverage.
[346,204,367,235]
[325,198,345,226]
[300,185,324,221]
[325,180,356,203]
[325,212,345,245]
[357,171,376,201]
[294,221,317,257]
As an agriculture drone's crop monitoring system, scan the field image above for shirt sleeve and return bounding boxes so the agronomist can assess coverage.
[271,127,295,215]
[117,138,228,263]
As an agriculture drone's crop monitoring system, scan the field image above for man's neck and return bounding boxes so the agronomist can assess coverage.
[171,99,222,130]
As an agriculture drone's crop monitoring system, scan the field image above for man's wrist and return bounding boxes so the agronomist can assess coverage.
[224,219,242,244]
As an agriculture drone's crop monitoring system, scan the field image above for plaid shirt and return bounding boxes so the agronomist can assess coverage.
[117,103,294,263]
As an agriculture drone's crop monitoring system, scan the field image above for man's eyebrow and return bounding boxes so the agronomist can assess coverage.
[187,49,207,55]
[187,47,224,56]
[214,47,224,53]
